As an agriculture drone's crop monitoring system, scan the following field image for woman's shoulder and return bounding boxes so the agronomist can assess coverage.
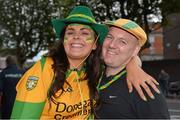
[43,56,54,64]
[27,56,54,71]
[39,56,54,71]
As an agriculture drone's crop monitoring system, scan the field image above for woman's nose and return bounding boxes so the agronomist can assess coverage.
[73,33,80,39]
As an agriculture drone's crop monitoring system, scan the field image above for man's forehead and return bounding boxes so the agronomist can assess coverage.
[109,26,138,40]
[109,26,128,33]
[109,26,139,45]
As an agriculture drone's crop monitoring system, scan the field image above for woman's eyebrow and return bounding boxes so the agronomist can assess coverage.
[80,27,91,31]
[66,27,75,31]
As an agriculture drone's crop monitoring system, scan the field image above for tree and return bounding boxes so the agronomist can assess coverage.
[160,0,180,25]
[76,0,163,49]
[1,0,179,66]
[0,0,75,67]
[0,0,54,66]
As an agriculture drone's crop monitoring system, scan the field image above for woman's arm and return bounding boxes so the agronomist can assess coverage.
[126,56,160,101]
[11,58,49,119]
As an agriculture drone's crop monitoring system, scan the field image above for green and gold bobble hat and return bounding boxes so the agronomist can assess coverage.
[51,6,108,44]
[104,19,147,47]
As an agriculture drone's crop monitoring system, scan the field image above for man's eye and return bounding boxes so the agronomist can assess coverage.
[119,40,127,45]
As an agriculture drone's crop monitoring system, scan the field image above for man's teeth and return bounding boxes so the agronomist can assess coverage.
[107,50,116,55]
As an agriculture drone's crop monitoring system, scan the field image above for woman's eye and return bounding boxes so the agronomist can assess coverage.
[65,30,75,35]
[66,32,74,35]
[82,32,89,35]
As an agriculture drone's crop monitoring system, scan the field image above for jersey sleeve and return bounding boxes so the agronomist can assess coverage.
[11,57,54,119]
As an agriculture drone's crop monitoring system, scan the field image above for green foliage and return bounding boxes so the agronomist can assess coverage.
[0,0,179,66]
[0,0,74,66]
[53,0,75,18]
[76,0,179,48]
[76,0,162,48]
[161,0,180,15]
[160,0,180,25]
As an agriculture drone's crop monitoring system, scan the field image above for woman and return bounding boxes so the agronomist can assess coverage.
[11,6,159,119]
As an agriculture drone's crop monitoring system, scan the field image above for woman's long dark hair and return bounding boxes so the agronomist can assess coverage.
[47,28,102,114]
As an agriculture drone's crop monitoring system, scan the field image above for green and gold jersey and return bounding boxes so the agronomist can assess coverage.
[11,57,91,119]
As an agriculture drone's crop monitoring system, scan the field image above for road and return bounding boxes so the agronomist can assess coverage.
[166,95,180,119]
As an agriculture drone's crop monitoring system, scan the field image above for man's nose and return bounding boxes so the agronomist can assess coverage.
[109,40,117,48]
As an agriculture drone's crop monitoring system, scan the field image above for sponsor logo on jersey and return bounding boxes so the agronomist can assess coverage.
[52,99,91,119]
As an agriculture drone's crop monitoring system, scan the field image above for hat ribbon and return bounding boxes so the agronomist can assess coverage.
[67,14,96,23]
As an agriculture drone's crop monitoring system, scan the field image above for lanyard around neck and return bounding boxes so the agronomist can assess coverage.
[65,65,86,78]
[97,70,127,91]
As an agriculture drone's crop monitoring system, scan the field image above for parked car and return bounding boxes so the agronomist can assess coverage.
[168,81,180,95]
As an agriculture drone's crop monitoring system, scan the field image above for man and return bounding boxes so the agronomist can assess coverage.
[0,55,25,119]
[158,69,170,96]
[95,19,170,119]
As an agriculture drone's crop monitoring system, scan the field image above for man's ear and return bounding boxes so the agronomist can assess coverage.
[132,46,140,57]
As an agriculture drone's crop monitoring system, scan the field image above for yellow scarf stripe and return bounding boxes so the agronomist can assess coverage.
[67,14,96,23]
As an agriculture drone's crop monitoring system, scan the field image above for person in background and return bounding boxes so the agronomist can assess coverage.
[11,6,159,119]
[158,69,170,96]
[95,19,170,119]
[0,55,25,119]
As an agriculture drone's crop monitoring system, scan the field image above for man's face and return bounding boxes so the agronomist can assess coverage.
[102,26,140,68]
[64,24,97,62]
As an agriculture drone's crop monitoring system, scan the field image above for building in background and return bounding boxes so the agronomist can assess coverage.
[163,13,180,59]
[141,13,180,82]
[141,13,180,61]
[141,23,164,61]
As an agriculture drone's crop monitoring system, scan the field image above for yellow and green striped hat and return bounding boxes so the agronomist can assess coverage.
[52,6,108,44]
[104,19,147,46]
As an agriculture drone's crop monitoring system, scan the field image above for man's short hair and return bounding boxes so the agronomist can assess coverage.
[6,55,17,66]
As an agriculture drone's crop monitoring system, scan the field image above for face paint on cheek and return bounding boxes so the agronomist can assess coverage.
[64,36,68,43]
[85,36,94,43]
[80,25,96,43]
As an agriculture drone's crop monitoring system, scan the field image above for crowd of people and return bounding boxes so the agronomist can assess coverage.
[0,6,170,119]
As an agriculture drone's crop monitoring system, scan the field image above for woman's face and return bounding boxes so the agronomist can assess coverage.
[63,24,97,64]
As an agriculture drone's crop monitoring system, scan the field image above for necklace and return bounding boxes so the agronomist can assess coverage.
[97,70,126,91]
